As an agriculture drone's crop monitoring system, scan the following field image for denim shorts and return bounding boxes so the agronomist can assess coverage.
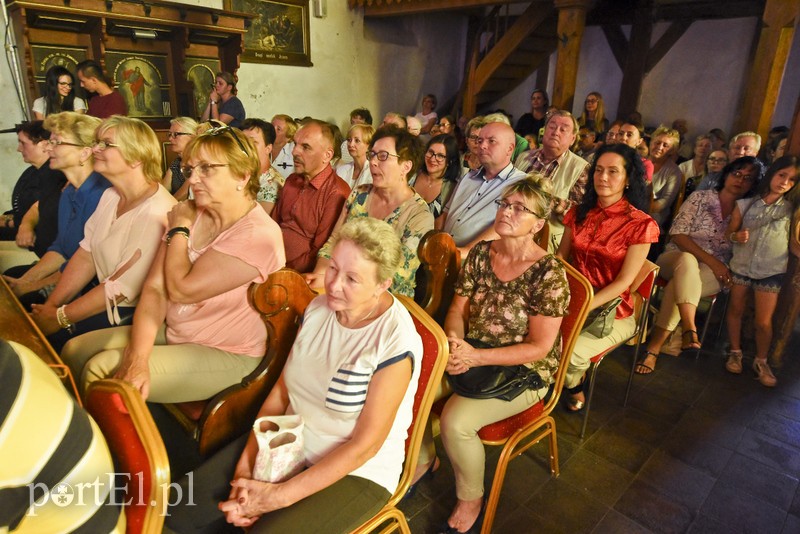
[731,272,784,293]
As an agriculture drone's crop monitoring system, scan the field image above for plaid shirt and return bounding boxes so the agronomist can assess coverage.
[514,148,589,222]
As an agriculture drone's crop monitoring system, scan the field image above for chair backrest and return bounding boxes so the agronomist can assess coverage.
[628,260,660,345]
[390,295,449,507]
[414,230,460,324]
[85,379,170,534]
[546,258,593,409]
[195,268,316,456]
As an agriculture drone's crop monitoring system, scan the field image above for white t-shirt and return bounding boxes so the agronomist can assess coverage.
[336,161,372,190]
[283,295,422,494]
[32,96,87,116]
[272,142,295,180]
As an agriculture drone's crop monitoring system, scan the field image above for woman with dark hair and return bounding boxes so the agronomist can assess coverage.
[636,156,763,374]
[76,60,127,118]
[305,126,433,297]
[410,134,460,218]
[557,143,659,410]
[33,66,86,119]
[201,71,246,128]
[724,156,798,385]
[577,92,609,135]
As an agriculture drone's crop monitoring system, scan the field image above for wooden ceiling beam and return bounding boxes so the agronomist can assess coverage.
[601,24,628,71]
[645,19,690,72]
[351,0,533,18]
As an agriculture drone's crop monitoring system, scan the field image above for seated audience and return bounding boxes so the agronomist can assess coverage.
[337,123,374,190]
[76,60,127,118]
[438,115,456,136]
[695,131,761,191]
[636,157,763,374]
[558,144,659,410]
[686,149,728,197]
[678,134,712,184]
[709,128,727,152]
[61,124,285,399]
[162,116,199,200]
[461,115,485,174]
[440,121,527,256]
[166,219,422,533]
[32,65,86,119]
[427,176,569,534]
[409,134,460,218]
[306,126,433,297]
[514,88,549,144]
[486,111,529,162]
[271,120,350,272]
[338,107,373,164]
[724,156,799,386]
[673,119,693,161]
[577,92,609,134]
[576,126,597,160]
[515,110,590,249]
[242,118,285,215]
[415,93,438,136]
[3,113,108,308]
[406,115,422,137]
[201,71,245,129]
[382,112,408,129]
[32,116,177,352]
[649,126,683,228]
[270,114,297,179]
[617,122,654,183]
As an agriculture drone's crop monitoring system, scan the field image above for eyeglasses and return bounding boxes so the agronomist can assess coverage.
[494,199,537,216]
[730,170,756,182]
[467,135,479,142]
[203,123,248,155]
[48,138,84,148]
[425,150,446,162]
[168,132,193,139]
[57,82,73,87]
[585,98,599,104]
[707,157,727,163]
[92,140,120,151]
[439,122,451,128]
[368,150,400,162]
[181,162,230,179]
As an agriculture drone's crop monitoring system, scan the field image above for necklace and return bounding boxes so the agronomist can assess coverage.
[339,297,382,327]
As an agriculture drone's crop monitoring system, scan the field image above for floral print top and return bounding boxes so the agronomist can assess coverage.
[666,189,732,263]
[256,167,286,204]
[318,185,434,297]
[456,241,570,384]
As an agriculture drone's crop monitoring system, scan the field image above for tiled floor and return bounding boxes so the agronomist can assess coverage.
[401,322,800,533]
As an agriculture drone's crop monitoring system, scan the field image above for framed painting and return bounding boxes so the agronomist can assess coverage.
[184,57,221,117]
[31,45,88,93]
[226,0,312,66]
[106,51,172,119]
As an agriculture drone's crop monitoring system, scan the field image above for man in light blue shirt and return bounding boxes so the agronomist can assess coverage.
[437,122,527,255]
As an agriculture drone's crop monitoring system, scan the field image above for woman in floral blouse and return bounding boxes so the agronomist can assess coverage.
[558,143,659,410]
[636,156,762,374]
[425,175,569,533]
[305,126,432,297]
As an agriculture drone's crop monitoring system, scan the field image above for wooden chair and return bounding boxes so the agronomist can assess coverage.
[351,295,449,534]
[414,230,461,324]
[475,259,592,533]
[579,260,659,438]
[85,378,170,534]
[168,268,316,457]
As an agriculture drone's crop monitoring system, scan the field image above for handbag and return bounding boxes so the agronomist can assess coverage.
[447,338,545,402]
[252,415,305,483]
[581,296,622,338]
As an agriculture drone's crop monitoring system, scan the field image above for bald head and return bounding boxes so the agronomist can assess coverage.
[476,122,515,175]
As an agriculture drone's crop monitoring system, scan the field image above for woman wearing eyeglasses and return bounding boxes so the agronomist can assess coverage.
[558,143,659,410]
[32,66,86,120]
[161,116,199,200]
[336,123,374,190]
[577,92,609,135]
[409,134,460,218]
[420,176,569,534]
[3,112,109,308]
[305,125,433,297]
[30,116,176,353]
[635,157,762,374]
[62,125,285,402]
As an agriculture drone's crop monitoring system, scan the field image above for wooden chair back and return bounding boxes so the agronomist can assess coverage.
[85,379,170,534]
[414,230,460,324]
[351,295,449,534]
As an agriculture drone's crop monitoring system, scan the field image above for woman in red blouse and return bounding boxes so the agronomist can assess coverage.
[557,143,660,411]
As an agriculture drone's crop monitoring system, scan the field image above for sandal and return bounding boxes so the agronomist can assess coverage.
[563,382,585,413]
[635,351,659,375]
[681,330,701,351]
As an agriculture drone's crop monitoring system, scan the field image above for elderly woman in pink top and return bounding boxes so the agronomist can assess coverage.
[62,125,285,401]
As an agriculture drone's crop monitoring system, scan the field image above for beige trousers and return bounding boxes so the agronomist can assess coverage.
[654,250,721,331]
[565,314,637,389]
[61,325,260,402]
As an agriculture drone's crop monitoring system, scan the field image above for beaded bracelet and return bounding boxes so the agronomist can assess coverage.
[57,305,75,334]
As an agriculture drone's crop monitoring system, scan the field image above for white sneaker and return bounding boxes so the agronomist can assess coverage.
[725,350,743,374]
[753,359,777,387]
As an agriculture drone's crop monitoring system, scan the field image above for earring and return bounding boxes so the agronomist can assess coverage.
[236,184,243,191]
[79,161,85,167]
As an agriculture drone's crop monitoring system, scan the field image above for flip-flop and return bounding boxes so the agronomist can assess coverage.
[635,351,659,375]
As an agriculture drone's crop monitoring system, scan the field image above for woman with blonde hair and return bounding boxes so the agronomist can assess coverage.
[61,124,285,401]
[337,123,374,190]
[31,116,176,351]
[4,112,109,308]
[578,92,608,134]
[162,116,199,199]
